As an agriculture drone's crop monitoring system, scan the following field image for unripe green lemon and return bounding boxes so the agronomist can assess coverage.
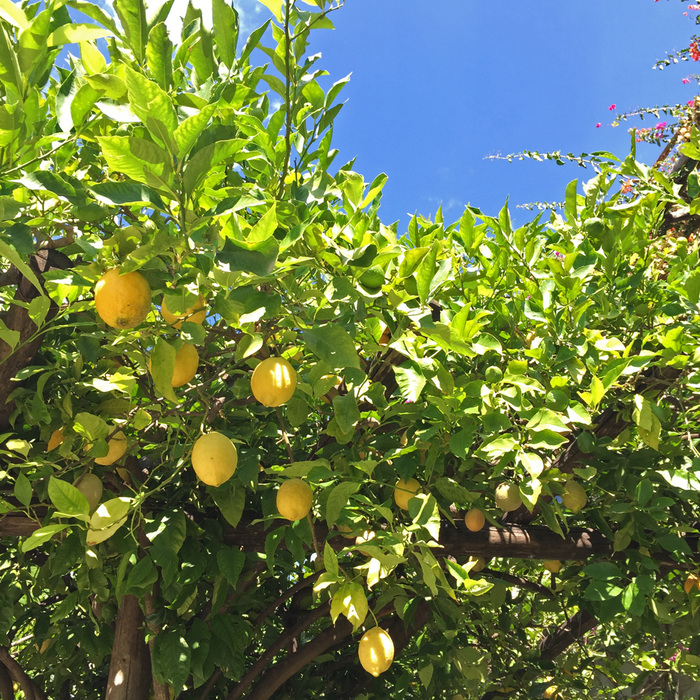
[495,482,522,512]
[562,480,587,513]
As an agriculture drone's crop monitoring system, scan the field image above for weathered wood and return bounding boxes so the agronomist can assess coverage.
[105,595,151,700]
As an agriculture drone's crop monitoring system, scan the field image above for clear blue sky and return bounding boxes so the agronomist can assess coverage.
[285,0,696,229]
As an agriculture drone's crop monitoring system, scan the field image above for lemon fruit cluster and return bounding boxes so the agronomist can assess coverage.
[276,479,313,520]
[358,627,394,677]
[191,432,238,487]
[251,357,297,407]
[95,268,152,329]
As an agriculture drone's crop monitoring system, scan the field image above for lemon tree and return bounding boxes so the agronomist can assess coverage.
[1,1,700,699]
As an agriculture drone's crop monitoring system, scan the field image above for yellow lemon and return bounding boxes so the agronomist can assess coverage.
[276,478,313,520]
[48,428,64,451]
[94,431,127,466]
[74,473,103,512]
[251,357,297,407]
[464,508,486,532]
[394,477,420,510]
[94,268,151,329]
[495,483,522,512]
[544,686,563,699]
[191,432,238,487]
[358,627,394,677]
[161,293,206,328]
[544,560,562,574]
[561,480,587,513]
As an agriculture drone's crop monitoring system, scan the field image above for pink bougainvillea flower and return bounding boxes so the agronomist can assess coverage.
[683,78,691,84]
[609,104,616,111]
[596,122,601,128]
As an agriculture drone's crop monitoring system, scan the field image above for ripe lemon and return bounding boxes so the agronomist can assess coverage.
[495,482,522,512]
[191,432,238,487]
[251,357,297,407]
[684,573,700,594]
[464,508,486,531]
[47,428,64,451]
[544,560,562,574]
[358,627,394,677]
[562,480,587,513]
[276,478,313,520]
[94,267,151,329]
[394,477,420,510]
[94,431,127,466]
[161,293,206,328]
[74,473,103,512]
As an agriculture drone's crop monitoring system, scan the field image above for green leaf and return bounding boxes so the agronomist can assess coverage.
[330,581,367,631]
[21,524,70,552]
[48,477,89,518]
[73,412,109,441]
[332,392,360,435]
[14,472,31,507]
[87,497,131,545]
[152,631,191,694]
[304,325,359,369]
[0,239,44,295]
[124,66,178,152]
[409,494,441,542]
[323,541,338,577]
[212,0,238,69]
[211,483,246,528]
[47,24,113,46]
[97,136,174,196]
[325,481,360,527]
[114,0,148,62]
[146,21,173,89]
[0,0,29,30]
[583,562,622,580]
[472,333,502,355]
[415,240,439,304]
[394,364,426,403]
[125,555,158,595]
[174,103,217,159]
[217,548,246,587]
[149,338,178,403]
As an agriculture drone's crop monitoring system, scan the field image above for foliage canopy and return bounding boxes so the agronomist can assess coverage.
[1,1,700,699]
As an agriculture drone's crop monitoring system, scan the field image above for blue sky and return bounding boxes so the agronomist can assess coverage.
[106,0,697,229]
[298,0,697,229]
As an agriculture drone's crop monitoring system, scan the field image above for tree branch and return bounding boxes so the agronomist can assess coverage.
[0,646,46,700]
[226,600,331,700]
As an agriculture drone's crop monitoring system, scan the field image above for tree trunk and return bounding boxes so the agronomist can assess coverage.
[105,595,151,700]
